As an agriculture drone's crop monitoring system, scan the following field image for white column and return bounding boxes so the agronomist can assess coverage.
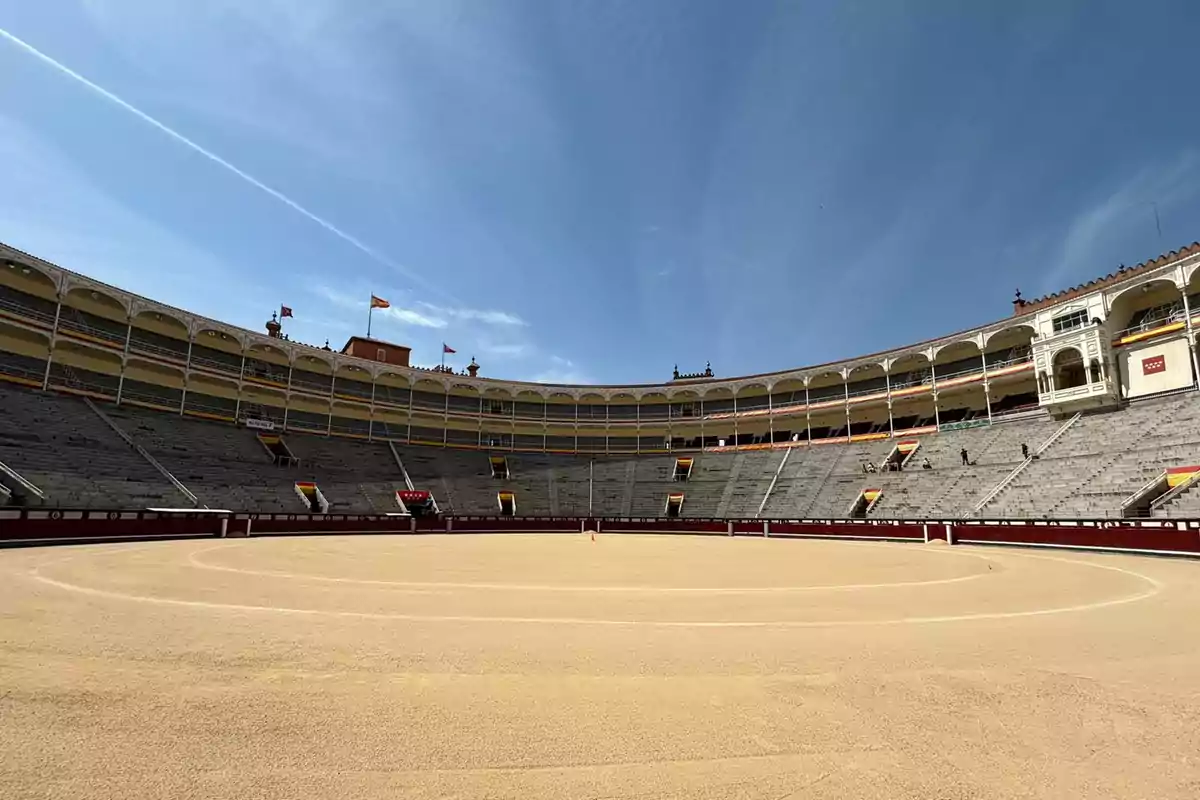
[326,373,336,436]
[233,351,247,421]
[842,377,850,442]
[282,361,293,430]
[1182,288,1200,387]
[115,316,133,404]
[980,350,993,422]
[768,389,774,443]
[929,361,940,429]
[179,337,193,415]
[406,383,414,443]
[604,399,610,455]
[477,395,484,448]
[41,286,64,391]
[724,393,734,450]
[804,383,811,444]
[885,369,894,436]
[368,378,377,441]
[636,401,641,454]
[442,389,449,445]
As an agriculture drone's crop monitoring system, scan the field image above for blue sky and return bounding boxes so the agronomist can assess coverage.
[2,1,1199,385]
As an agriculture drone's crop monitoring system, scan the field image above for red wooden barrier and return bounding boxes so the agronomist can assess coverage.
[1,508,1197,558]
[953,522,1200,554]
[451,517,580,533]
[0,509,222,542]
[768,520,925,540]
[600,519,729,534]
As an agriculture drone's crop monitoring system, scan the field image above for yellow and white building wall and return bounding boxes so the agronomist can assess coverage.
[1,240,1198,455]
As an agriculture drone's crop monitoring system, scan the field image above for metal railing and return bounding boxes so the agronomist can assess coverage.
[756,448,792,519]
[973,412,1081,515]
[1149,471,1200,515]
[82,396,201,508]
[0,458,46,502]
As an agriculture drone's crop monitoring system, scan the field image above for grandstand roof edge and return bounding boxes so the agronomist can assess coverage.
[3,238,1198,394]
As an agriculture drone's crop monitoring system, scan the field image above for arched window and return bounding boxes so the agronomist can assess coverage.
[1052,348,1087,391]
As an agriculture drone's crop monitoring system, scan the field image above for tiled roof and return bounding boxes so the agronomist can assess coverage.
[1015,242,1200,314]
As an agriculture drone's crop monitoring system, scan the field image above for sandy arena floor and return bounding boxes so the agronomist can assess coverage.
[2,532,1199,799]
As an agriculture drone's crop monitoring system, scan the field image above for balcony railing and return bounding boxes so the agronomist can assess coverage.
[0,296,56,325]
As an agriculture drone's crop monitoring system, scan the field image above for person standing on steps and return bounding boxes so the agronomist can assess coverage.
[1021,443,1030,460]
[961,447,970,466]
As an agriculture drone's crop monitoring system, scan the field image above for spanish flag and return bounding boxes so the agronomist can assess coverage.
[370,295,390,309]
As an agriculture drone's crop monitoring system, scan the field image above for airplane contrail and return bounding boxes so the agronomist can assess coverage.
[0,26,447,299]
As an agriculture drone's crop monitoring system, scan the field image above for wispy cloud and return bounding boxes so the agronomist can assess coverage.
[480,342,530,358]
[523,355,594,385]
[417,301,527,327]
[0,24,447,299]
[311,284,448,328]
[1041,150,1200,294]
[387,307,447,329]
[0,116,269,325]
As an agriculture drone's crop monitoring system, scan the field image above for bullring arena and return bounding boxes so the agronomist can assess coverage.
[3,525,1200,799]
[7,240,1200,799]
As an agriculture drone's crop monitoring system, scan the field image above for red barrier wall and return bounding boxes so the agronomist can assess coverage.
[954,522,1200,554]
[0,510,221,543]
[769,521,925,540]
[601,519,729,534]
[451,517,580,533]
[1,509,1197,558]
[240,514,411,535]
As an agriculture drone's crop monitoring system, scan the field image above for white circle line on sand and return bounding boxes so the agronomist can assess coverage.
[25,550,1162,628]
[184,542,1000,594]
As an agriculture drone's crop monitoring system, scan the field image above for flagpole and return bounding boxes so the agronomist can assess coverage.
[367,302,373,338]
[441,343,445,371]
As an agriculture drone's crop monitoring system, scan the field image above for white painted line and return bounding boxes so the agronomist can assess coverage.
[956,539,1200,559]
[25,550,1161,628]
[185,541,1000,593]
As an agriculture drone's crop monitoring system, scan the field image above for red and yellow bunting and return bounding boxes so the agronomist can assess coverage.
[1166,466,1200,488]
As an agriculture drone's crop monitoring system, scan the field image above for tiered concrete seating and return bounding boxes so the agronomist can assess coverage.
[759,446,837,517]
[552,457,592,516]
[591,458,634,516]
[285,433,407,513]
[0,384,181,508]
[1156,478,1200,517]
[398,447,493,514]
[715,451,783,518]
[8,379,1200,519]
[680,453,736,517]
[802,439,899,517]
[105,404,304,512]
[984,394,1200,518]
[505,454,558,516]
[869,413,1059,518]
[629,456,678,517]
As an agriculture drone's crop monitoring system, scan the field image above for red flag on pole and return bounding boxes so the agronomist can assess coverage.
[443,343,456,354]
[280,305,293,318]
